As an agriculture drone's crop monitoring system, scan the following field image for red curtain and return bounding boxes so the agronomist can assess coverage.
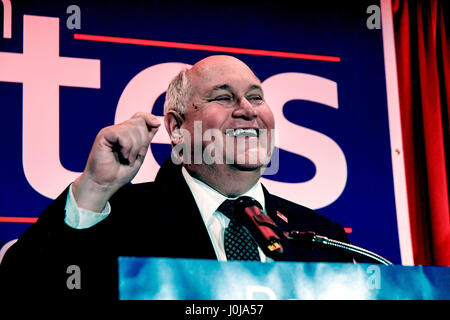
[393,0,450,266]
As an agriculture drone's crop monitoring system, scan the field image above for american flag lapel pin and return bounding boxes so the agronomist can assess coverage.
[276,210,288,223]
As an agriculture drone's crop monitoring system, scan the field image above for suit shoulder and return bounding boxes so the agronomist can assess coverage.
[268,193,320,221]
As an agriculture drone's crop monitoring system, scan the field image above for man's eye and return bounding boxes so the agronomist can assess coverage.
[211,96,232,101]
[248,96,263,102]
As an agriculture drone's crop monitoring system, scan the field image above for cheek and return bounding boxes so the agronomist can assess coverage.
[200,108,231,132]
[260,106,275,129]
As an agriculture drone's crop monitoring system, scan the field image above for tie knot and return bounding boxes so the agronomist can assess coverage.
[217,199,236,220]
[217,196,262,220]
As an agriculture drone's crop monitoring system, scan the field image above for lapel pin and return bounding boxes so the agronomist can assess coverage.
[276,210,288,223]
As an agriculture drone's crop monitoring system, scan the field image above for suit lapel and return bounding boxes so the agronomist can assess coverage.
[262,185,292,233]
[262,185,304,261]
[155,160,217,260]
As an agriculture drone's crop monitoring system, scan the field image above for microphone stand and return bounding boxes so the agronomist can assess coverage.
[286,231,393,266]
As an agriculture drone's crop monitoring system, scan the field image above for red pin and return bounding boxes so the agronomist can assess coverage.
[276,211,288,223]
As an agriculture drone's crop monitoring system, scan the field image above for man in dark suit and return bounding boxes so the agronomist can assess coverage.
[0,55,351,299]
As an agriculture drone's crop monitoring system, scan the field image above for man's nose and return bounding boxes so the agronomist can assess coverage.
[232,97,257,120]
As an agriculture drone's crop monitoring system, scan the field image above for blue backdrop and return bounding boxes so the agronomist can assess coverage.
[0,0,405,264]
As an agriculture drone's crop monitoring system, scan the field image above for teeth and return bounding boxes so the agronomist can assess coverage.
[226,128,258,137]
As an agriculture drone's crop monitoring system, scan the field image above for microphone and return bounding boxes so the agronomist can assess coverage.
[234,197,393,265]
[286,231,393,265]
[234,197,285,259]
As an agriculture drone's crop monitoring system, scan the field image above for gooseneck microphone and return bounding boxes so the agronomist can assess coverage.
[234,196,393,265]
[286,231,393,265]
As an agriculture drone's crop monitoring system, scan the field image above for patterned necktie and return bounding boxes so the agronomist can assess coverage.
[218,198,261,261]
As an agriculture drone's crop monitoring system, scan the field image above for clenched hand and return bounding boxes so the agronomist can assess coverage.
[72,112,160,212]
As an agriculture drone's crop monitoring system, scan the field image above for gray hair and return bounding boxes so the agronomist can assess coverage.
[163,68,193,115]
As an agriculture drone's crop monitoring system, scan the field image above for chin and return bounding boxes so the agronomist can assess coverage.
[223,144,272,171]
[230,164,262,173]
[227,154,266,171]
[229,163,264,172]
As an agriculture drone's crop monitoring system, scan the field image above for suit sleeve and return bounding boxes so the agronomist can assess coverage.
[0,186,118,299]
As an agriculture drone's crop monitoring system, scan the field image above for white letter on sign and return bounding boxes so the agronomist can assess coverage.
[0,16,100,199]
[261,73,347,209]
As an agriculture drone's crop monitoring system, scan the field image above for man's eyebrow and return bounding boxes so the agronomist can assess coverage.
[248,84,263,92]
[208,84,262,93]
[211,84,231,92]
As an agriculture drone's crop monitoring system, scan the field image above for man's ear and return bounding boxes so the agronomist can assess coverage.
[164,111,184,145]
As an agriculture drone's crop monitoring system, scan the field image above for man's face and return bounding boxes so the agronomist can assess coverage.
[180,56,275,171]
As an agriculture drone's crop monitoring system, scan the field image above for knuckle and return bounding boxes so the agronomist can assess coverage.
[132,111,147,119]
[98,125,115,139]
[142,135,151,146]
[128,117,146,128]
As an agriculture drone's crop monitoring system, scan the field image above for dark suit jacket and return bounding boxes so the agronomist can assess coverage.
[0,159,351,299]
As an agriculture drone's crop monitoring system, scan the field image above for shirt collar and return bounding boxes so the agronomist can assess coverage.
[181,167,266,223]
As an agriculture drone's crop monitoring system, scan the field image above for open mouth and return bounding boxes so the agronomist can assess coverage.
[225,128,259,138]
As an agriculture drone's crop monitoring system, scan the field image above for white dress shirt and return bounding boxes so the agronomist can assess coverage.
[64,184,111,229]
[64,167,271,262]
[180,167,270,262]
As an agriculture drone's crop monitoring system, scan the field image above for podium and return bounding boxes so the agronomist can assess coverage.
[118,257,450,300]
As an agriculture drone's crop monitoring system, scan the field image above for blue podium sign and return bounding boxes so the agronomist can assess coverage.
[118,257,450,300]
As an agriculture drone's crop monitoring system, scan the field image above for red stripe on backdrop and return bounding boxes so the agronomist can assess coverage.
[0,216,38,223]
[74,33,341,62]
